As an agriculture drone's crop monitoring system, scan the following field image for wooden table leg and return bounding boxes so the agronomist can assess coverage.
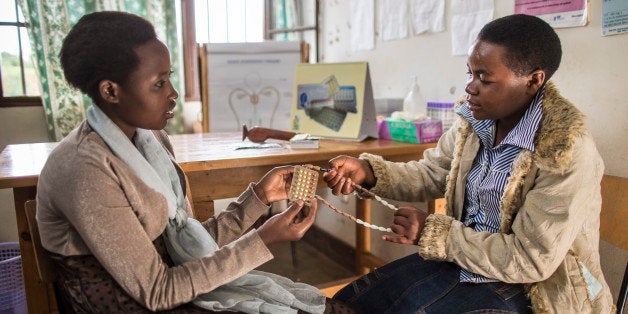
[191,200,215,222]
[355,198,371,275]
[13,186,54,313]
[354,197,445,275]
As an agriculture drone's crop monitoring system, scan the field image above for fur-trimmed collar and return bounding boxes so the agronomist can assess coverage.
[532,82,586,173]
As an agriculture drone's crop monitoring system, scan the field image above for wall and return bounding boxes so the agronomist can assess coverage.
[319,0,627,176]
[313,0,628,302]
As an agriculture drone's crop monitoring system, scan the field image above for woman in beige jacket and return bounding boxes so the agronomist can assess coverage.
[323,14,613,313]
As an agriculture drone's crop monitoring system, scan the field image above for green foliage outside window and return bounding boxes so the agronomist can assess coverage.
[1,51,39,97]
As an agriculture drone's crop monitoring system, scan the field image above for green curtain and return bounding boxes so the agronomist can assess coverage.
[19,0,185,141]
[272,0,296,41]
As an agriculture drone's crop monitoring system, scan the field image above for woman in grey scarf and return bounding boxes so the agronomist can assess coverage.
[36,11,328,313]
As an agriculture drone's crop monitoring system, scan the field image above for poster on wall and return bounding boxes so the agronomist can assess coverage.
[205,41,301,132]
[515,0,588,28]
[602,0,628,36]
[450,0,494,56]
[290,62,378,141]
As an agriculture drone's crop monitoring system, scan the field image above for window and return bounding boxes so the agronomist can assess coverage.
[2,1,318,106]
[0,0,41,107]
[181,0,318,102]
[265,0,318,63]
[195,0,264,43]
[192,0,317,61]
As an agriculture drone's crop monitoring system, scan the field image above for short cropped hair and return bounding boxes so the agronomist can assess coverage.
[60,11,157,103]
[477,14,562,80]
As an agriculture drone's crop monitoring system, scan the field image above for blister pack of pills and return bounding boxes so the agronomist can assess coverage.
[289,165,319,206]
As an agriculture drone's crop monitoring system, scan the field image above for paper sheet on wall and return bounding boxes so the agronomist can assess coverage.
[379,0,408,41]
[450,0,494,56]
[602,0,628,36]
[515,0,587,28]
[410,0,445,34]
[350,0,375,51]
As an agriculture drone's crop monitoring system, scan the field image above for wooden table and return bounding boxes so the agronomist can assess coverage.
[0,132,436,313]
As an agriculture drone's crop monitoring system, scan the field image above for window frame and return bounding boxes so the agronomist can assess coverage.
[0,94,42,107]
[181,0,319,103]
[2,1,318,107]
[2,1,201,107]
[0,3,42,108]
[181,0,200,102]
[264,0,319,62]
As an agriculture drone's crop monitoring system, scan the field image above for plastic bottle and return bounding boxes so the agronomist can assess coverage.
[402,76,427,120]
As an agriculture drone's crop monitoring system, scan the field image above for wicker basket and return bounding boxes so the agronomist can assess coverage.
[0,242,26,313]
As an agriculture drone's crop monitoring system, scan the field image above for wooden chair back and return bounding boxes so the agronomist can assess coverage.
[600,175,628,250]
[599,175,628,312]
[24,200,56,283]
[24,200,60,313]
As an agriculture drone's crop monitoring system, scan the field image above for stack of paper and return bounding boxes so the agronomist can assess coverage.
[289,134,320,149]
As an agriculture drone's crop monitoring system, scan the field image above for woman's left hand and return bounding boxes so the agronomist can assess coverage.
[253,166,294,205]
[257,199,318,244]
[382,206,427,245]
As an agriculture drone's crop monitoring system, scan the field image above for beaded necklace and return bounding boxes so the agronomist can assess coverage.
[289,165,397,233]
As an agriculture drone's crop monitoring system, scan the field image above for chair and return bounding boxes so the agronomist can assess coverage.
[599,175,628,312]
[24,200,60,313]
[315,276,360,298]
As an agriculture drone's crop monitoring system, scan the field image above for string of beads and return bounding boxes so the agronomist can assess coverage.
[313,195,393,232]
[303,165,398,233]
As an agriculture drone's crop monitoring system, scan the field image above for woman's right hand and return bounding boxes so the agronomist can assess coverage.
[257,199,318,245]
[322,155,376,195]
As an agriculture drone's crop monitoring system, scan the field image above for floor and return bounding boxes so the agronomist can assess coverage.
[255,241,354,286]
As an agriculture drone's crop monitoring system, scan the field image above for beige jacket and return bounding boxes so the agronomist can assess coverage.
[36,121,273,311]
[360,82,613,313]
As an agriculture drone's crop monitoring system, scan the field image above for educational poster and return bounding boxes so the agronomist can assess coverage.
[205,41,301,132]
[602,0,628,36]
[290,62,378,141]
[515,0,588,28]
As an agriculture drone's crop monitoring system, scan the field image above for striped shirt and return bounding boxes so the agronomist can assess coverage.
[455,86,545,283]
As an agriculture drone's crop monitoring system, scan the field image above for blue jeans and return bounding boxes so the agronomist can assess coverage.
[333,254,532,313]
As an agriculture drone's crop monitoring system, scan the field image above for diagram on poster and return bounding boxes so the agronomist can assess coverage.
[204,41,301,132]
[291,62,378,141]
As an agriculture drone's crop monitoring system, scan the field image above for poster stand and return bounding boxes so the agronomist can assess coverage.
[200,41,302,132]
[290,62,378,141]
